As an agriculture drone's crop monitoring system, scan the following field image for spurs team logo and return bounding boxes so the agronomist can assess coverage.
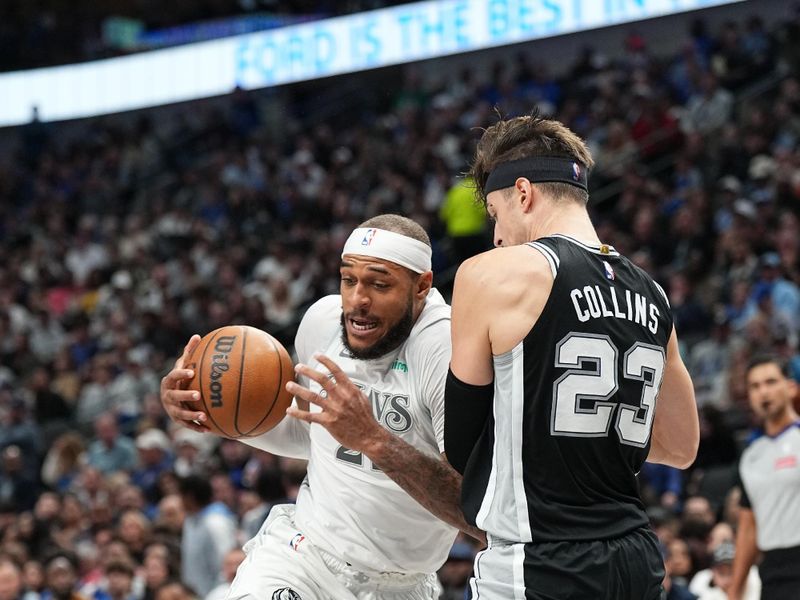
[272,589,301,600]
[361,228,377,246]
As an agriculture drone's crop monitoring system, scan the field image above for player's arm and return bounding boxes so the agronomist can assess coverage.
[287,355,485,543]
[729,506,758,600]
[239,304,327,459]
[238,409,310,459]
[445,249,552,473]
[160,310,318,456]
[160,336,310,457]
[366,436,485,544]
[647,326,699,469]
[448,255,495,386]
[444,256,495,474]
[363,317,486,543]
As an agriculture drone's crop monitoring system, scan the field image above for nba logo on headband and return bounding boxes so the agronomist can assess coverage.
[344,227,432,273]
[484,156,589,195]
[361,229,377,246]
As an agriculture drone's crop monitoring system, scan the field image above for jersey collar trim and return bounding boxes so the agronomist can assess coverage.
[764,419,800,440]
[550,234,620,256]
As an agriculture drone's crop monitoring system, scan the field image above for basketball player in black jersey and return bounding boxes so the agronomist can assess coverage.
[443,115,699,600]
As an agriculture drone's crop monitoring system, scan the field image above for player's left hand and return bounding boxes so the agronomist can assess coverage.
[286,353,388,454]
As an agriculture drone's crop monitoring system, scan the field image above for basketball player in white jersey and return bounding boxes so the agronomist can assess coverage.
[160,214,481,600]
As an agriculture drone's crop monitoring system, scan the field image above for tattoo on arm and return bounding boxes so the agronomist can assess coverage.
[366,431,486,544]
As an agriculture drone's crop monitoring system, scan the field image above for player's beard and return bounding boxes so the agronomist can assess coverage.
[340,299,415,360]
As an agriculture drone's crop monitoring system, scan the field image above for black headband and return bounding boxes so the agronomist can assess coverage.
[483,156,588,195]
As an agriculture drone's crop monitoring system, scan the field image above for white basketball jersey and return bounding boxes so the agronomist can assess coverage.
[289,290,456,575]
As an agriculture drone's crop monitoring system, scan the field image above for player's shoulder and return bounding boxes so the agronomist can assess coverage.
[303,294,341,320]
[625,262,671,309]
[405,322,450,383]
[455,246,552,302]
[407,289,451,359]
[415,288,451,328]
[297,295,341,337]
[614,253,668,292]
[407,315,450,353]
[459,245,551,278]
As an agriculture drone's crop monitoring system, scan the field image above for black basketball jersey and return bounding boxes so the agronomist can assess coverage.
[461,234,673,543]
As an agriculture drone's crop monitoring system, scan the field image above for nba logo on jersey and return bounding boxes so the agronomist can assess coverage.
[603,261,615,280]
[361,229,377,246]
[572,162,581,181]
[289,532,306,552]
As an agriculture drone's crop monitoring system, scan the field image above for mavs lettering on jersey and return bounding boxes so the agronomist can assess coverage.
[336,382,414,471]
[353,382,413,433]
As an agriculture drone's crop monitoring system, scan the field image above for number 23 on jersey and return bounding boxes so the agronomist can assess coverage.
[552,332,665,447]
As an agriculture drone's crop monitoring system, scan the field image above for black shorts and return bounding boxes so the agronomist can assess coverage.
[760,546,800,600]
[469,527,665,600]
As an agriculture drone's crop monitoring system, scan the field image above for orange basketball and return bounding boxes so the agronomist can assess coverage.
[184,326,294,438]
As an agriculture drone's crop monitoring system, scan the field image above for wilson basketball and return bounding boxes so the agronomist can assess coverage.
[184,326,294,438]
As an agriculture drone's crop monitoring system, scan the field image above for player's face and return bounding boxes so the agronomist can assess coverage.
[339,256,418,360]
[746,363,797,422]
[487,189,529,247]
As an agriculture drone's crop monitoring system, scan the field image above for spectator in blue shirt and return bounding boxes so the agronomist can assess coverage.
[86,414,136,475]
[131,429,173,506]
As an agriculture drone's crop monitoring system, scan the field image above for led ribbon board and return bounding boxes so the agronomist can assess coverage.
[0,0,742,126]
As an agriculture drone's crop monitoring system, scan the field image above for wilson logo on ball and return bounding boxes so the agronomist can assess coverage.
[186,326,295,439]
[209,335,236,408]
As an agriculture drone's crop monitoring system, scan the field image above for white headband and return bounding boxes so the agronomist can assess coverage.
[341,227,432,273]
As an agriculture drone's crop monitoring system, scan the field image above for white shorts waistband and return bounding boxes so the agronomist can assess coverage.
[250,504,430,593]
[316,546,430,592]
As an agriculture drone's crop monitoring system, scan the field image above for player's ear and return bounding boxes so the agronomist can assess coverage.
[516,178,535,212]
[414,270,433,300]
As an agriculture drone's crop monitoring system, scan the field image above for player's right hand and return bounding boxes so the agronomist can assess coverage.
[160,335,209,433]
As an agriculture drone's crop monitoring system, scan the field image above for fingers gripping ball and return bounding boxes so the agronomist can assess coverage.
[184,326,294,438]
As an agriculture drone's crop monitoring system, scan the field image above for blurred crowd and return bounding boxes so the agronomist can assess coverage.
[1,7,800,600]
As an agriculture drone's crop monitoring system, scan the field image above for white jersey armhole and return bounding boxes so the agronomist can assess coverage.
[653,281,670,307]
